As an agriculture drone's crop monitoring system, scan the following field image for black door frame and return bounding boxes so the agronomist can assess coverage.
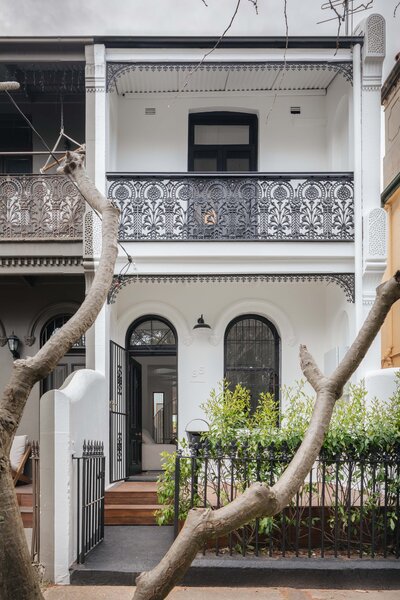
[188,111,258,172]
[126,315,178,474]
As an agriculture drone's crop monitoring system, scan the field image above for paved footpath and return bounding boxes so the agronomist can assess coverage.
[43,587,400,600]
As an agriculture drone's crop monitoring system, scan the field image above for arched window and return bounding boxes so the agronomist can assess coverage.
[127,316,177,355]
[40,313,85,394]
[224,314,280,411]
[40,314,85,350]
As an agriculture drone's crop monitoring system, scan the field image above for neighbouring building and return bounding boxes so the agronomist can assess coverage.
[382,52,400,368]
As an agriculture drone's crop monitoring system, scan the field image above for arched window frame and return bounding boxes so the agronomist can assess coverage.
[126,315,177,356]
[224,314,280,411]
[188,111,258,172]
[40,313,86,352]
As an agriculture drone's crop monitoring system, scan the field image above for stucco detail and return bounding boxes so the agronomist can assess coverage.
[366,14,385,58]
[367,208,387,257]
[210,298,297,348]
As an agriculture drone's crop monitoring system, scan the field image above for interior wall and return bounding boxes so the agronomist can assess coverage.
[0,99,85,172]
[325,76,353,171]
[111,92,330,173]
[0,276,85,440]
[132,355,177,440]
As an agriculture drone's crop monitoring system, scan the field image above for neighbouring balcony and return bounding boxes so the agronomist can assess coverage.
[0,174,84,241]
[107,173,354,242]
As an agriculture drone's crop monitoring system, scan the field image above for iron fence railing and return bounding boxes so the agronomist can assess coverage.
[173,443,400,559]
[30,441,40,563]
[0,174,83,240]
[107,172,354,242]
[74,440,105,564]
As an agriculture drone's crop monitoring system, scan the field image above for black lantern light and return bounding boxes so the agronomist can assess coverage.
[193,314,211,330]
[7,332,20,359]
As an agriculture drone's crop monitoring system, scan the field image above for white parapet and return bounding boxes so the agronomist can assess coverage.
[364,367,399,405]
[40,369,108,583]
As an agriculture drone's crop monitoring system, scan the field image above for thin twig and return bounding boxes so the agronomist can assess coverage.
[395,1,400,17]
[174,0,242,98]
[265,0,289,125]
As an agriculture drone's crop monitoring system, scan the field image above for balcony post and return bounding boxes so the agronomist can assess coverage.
[84,44,108,374]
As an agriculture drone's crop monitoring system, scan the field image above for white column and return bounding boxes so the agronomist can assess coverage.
[358,14,387,376]
[84,44,108,373]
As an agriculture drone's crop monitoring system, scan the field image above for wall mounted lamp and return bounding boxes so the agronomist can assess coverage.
[7,332,20,359]
[193,315,211,330]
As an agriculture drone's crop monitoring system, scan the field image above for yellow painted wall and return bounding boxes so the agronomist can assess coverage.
[382,186,400,367]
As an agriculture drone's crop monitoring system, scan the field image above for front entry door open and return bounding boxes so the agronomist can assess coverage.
[128,357,142,475]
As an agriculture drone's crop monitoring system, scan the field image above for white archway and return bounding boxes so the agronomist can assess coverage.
[210,298,297,347]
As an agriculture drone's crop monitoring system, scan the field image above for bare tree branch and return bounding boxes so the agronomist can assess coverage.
[133,272,400,600]
[0,151,120,600]
[395,1,400,17]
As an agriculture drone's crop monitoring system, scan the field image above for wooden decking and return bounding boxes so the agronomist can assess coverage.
[105,481,161,525]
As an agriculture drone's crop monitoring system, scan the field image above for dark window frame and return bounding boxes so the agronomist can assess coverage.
[188,111,258,172]
[224,314,280,412]
[126,314,178,357]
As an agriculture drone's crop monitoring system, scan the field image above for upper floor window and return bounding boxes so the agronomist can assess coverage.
[188,112,258,172]
[0,114,32,174]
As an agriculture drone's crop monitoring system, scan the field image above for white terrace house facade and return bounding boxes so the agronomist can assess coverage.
[0,11,397,582]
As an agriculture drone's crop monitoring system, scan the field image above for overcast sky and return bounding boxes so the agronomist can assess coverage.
[0,0,398,73]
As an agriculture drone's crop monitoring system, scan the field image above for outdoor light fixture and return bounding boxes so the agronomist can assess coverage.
[193,315,211,330]
[7,332,20,359]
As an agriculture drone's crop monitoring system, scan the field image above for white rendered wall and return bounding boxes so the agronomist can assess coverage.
[40,370,108,583]
[110,279,350,440]
[109,91,344,173]
[326,75,354,171]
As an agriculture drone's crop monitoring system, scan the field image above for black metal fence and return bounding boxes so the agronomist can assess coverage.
[173,443,400,559]
[30,441,40,563]
[74,441,105,564]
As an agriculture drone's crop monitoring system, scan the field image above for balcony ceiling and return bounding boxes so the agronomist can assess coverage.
[107,61,352,95]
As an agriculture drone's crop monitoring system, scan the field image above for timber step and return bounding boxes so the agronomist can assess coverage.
[105,504,161,525]
[105,481,161,525]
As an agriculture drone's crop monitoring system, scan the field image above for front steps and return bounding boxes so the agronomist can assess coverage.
[105,481,162,525]
[16,484,33,527]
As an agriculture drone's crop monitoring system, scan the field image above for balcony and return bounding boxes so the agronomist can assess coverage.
[0,174,84,241]
[107,173,354,242]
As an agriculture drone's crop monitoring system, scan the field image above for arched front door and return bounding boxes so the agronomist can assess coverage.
[126,316,178,474]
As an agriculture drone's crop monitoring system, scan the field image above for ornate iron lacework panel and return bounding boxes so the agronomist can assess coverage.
[0,175,83,240]
[107,174,354,242]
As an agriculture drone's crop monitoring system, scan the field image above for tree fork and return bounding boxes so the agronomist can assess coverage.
[133,272,400,600]
[0,150,120,600]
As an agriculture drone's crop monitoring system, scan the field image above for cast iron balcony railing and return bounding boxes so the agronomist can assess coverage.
[0,174,83,240]
[107,173,354,242]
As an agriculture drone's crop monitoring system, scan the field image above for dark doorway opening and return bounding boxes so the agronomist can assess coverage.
[126,316,178,475]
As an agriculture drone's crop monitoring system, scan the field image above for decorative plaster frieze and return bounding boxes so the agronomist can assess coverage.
[106,61,353,93]
[365,14,385,58]
[108,273,355,305]
[0,256,83,268]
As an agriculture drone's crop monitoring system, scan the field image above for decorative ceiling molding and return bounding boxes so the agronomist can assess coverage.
[108,273,355,305]
[106,61,353,93]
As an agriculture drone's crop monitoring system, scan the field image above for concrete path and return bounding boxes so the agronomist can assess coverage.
[43,587,400,600]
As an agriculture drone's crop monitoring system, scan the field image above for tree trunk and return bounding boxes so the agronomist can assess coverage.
[0,150,120,600]
[133,272,400,600]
